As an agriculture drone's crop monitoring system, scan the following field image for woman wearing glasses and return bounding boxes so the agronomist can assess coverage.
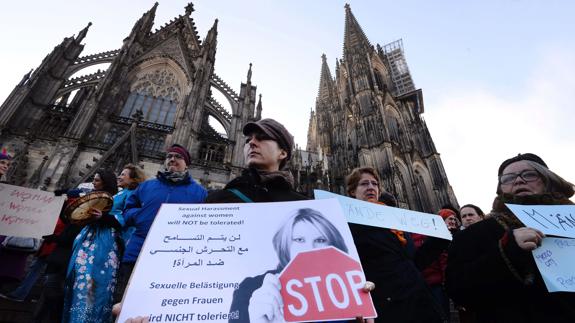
[445,153,575,323]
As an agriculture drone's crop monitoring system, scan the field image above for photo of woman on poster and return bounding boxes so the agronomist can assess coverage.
[229,207,348,323]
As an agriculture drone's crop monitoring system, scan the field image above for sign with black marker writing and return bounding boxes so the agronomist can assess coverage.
[532,237,575,292]
[506,204,575,238]
[117,199,374,322]
[314,190,452,240]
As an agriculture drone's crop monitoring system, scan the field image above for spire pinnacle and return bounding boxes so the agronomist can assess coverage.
[185,2,194,16]
[76,22,92,43]
[343,4,372,59]
[255,94,262,119]
[247,63,252,82]
[318,54,335,101]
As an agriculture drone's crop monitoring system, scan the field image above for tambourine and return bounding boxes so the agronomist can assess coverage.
[63,191,114,226]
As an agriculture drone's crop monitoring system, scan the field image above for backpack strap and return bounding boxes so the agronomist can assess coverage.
[227,188,254,203]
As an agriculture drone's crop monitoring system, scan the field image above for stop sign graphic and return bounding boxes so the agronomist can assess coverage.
[279,247,377,322]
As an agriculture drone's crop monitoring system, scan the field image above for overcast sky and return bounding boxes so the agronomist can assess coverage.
[1,1,574,212]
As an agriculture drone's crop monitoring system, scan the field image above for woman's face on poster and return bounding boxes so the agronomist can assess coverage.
[289,220,329,260]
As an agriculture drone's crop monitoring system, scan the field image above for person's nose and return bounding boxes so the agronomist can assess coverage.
[512,174,526,185]
[247,136,259,147]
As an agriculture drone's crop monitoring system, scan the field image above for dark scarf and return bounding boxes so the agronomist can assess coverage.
[157,169,190,184]
[490,193,574,230]
[257,169,295,189]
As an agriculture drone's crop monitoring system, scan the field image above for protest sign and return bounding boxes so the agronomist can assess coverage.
[0,183,65,239]
[118,199,372,323]
[506,204,575,239]
[280,247,376,322]
[532,237,575,292]
[314,190,452,240]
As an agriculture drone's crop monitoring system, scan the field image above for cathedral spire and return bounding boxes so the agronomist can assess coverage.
[317,54,334,101]
[75,22,92,43]
[343,4,372,59]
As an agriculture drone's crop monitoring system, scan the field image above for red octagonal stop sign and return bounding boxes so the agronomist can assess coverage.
[279,247,377,322]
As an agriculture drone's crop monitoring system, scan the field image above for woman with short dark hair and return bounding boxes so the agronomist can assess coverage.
[446,153,575,322]
[459,204,485,229]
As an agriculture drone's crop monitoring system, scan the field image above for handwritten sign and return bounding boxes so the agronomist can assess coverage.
[506,204,575,239]
[314,190,452,240]
[118,199,369,322]
[532,237,575,292]
[0,183,65,239]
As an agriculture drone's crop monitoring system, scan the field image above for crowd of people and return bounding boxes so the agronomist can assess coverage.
[1,118,574,323]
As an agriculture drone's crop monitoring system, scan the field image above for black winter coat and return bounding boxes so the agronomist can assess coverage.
[205,168,307,203]
[445,195,575,323]
[350,223,448,323]
[206,168,306,323]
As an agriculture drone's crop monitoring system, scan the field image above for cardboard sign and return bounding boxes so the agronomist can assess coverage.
[117,199,368,323]
[314,190,452,240]
[0,183,65,239]
[506,204,575,239]
[280,247,376,322]
[532,237,575,293]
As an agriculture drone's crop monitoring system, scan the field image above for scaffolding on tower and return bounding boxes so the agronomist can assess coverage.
[382,39,416,96]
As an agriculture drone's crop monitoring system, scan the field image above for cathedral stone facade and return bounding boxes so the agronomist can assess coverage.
[304,5,458,212]
[0,3,457,213]
[0,3,261,191]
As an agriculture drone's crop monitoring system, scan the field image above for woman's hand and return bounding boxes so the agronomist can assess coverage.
[88,207,103,219]
[112,302,149,323]
[513,227,545,251]
[248,273,285,323]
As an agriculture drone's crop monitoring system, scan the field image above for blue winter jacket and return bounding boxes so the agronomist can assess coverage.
[122,172,207,262]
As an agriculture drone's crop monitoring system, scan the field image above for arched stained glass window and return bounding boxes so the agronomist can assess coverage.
[119,69,182,126]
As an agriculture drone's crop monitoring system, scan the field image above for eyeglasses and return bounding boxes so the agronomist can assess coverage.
[166,153,184,160]
[499,170,540,185]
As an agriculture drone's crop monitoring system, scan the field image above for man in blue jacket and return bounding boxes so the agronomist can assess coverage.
[113,144,207,303]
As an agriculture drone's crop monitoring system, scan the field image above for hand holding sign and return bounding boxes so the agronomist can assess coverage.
[513,227,545,251]
[249,273,285,323]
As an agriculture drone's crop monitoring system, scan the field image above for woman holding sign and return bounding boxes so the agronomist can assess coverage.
[446,153,575,322]
[346,167,448,323]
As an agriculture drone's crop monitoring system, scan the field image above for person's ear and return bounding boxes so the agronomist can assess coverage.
[278,149,288,160]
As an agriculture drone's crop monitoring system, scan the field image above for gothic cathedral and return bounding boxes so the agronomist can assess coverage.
[0,3,260,191]
[305,5,458,212]
[0,3,457,213]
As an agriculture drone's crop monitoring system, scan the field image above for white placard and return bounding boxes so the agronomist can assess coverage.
[0,183,65,238]
[532,237,575,292]
[118,199,364,322]
[506,204,575,239]
[314,190,452,240]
